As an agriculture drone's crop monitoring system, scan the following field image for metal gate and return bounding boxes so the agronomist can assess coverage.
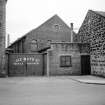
[8,53,44,76]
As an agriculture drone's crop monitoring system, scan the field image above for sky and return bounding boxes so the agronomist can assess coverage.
[6,0,105,43]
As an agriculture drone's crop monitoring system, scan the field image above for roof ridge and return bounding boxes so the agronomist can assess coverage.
[91,10,105,18]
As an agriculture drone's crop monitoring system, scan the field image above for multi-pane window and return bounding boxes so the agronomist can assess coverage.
[60,56,72,67]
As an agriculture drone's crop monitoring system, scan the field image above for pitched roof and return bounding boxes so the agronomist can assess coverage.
[93,10,105,18]
[8,14,76,48]
[34,14,72,32]
[8,35,26,48]
[29,14,73,40]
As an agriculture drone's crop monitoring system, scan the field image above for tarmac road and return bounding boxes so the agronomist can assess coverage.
[0,76,105,105]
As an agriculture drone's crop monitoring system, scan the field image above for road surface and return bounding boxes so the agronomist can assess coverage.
[0,76,105,105]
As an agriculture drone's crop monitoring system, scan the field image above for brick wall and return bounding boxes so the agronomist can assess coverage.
[78,10,105,77]
[8,15,76,54]
[24,15,72,53]
[0,0,6,74]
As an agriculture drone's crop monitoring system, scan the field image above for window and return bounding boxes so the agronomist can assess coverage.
[54,24,60,30]
[53,24,60,31]
[60,56,72,67]
[31,39,37,51]
[47,40,51,46]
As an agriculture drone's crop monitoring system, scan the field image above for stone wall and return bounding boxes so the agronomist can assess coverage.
[78,10,105,77]
[48,43,89,75]
[91,55,105,77]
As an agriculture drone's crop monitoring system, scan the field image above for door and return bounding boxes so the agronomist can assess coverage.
[8,54,43,76]
[43,53,47,76]
[8,54,26,76]
[26,54,43,76]
[81,55,91,75]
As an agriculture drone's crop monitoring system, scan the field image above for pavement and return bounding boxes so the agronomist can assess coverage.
[1,75,105,85]
[69,75,105,85]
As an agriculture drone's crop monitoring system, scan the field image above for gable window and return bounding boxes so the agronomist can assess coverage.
[47,40,52,46]
[53,24,60,31]
[60,55,72,67]
[54,24,60,30]
[31,39,37,51]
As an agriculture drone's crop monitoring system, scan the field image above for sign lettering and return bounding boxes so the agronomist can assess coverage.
[13,57,40,65]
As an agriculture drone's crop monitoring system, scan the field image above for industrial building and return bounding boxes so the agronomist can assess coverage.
[6,15,90,76]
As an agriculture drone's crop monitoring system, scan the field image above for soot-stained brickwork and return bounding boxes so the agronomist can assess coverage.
[78,10,105,77]
[0,0,7,75]
[8,15,76,53]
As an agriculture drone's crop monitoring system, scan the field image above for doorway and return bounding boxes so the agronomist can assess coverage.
[81,55,91,75]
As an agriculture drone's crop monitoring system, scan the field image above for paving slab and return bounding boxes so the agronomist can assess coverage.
[69,75,105,85]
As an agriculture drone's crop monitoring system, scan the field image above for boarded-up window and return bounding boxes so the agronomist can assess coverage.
[60,56,72,67]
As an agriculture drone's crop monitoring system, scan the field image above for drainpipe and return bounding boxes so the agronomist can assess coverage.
[70,23,73,43]
[47,50,50,77]
[7,34,10,47]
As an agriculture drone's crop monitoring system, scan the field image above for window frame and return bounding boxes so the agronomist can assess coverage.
[60,55,72,67]
[30,39,38,51]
